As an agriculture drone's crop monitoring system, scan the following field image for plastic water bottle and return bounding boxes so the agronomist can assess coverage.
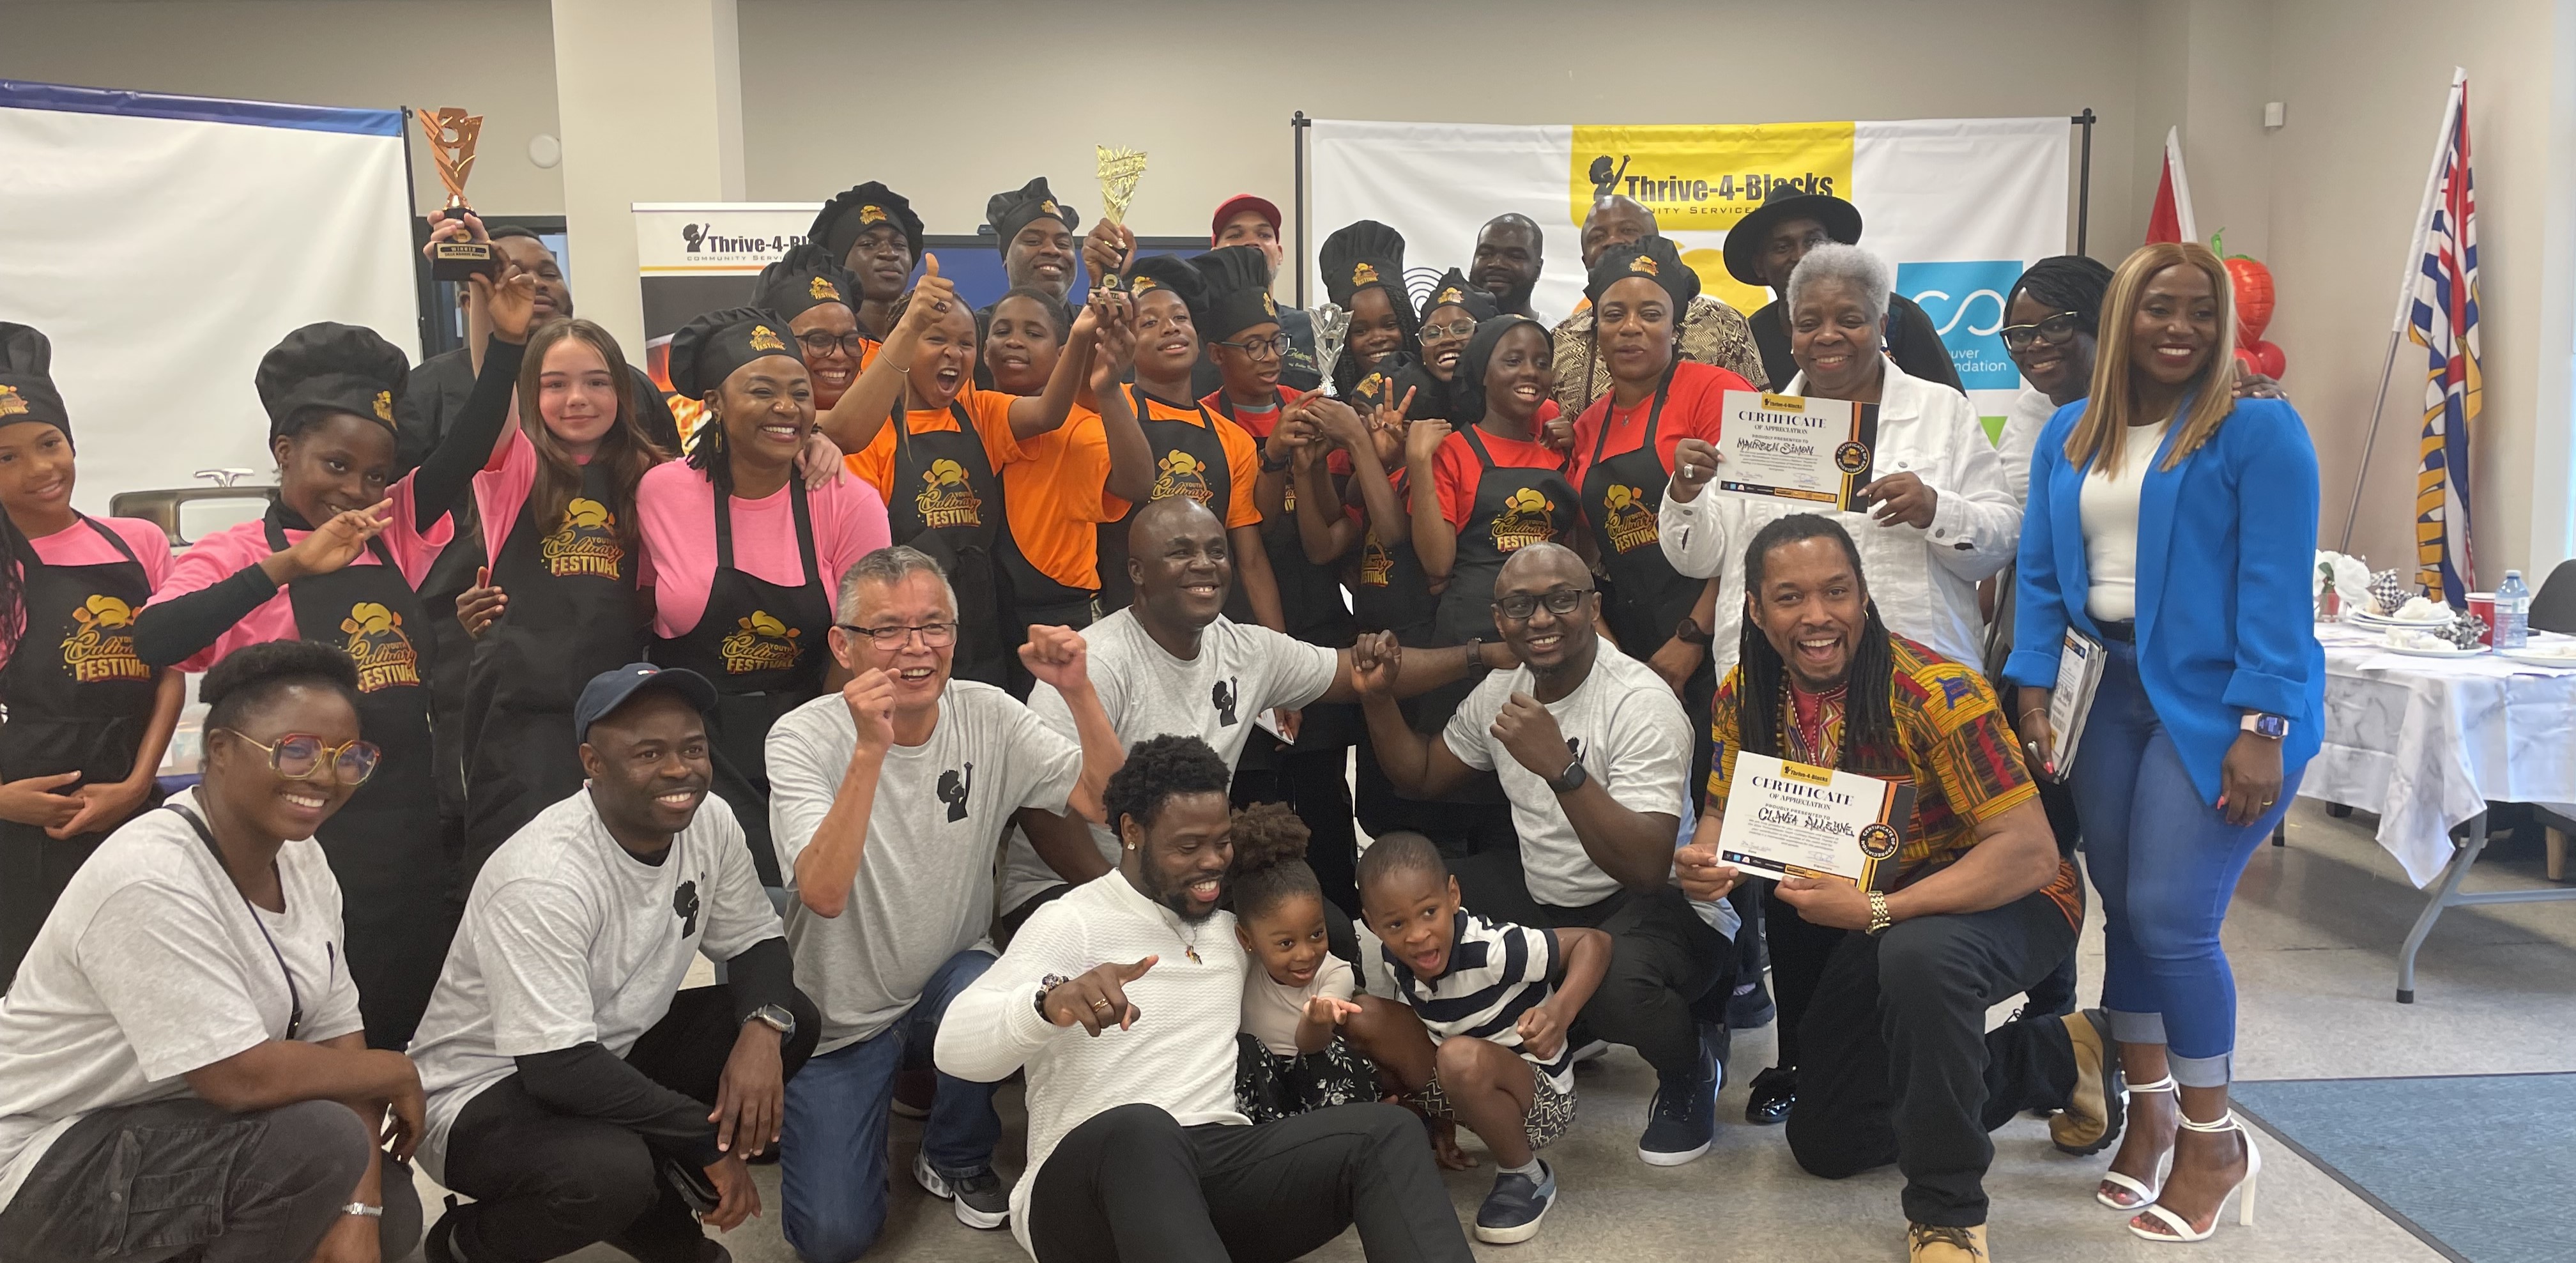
[2494,570,2531,649]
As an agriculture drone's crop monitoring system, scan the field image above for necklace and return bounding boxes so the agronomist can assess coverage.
[1179,919,1202,965]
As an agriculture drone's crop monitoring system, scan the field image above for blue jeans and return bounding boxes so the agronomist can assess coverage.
[781,948,1002,1262]
[2067,642,2300,1089]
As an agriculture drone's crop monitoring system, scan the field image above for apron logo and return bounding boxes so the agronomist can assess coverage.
[339,602,421,692]
[540,498,625,579]
[61,595,150,684]
[1600,484,1660,554]
[939,763,974,822]
[720,609,802,674]
[1489,488,1558,553]
[1151,451,1215,506]
[1360,533,1394,588]
[916,457,985,529]
[1212,677,1240,726]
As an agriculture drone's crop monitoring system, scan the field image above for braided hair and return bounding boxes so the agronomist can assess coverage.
[1227,802,1320,922]
[2004,254,2115,338]
[1731,514,1899,769]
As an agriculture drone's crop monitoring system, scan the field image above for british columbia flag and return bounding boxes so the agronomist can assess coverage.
[2409,77,2480,604]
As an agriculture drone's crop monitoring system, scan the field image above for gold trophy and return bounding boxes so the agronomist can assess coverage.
[1094,145,1148,292]
[418,107,496,280]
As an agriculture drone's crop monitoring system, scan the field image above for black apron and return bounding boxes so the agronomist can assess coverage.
[1210,391,1358,652]
[1347,468,1439,646]
[1430,426,1581,648]
[263,509,454,1049]
[460,463,648,873]
[0,518,162,988]
[648,478,831,887]
[1096,386,1256,625]
[1579,380,1704,656]
[888,401,1008,687]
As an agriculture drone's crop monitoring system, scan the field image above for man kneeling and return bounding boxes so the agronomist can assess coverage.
[937,735,1475,1262]
[1677,516,2112,1263]
[411,664,820,1263]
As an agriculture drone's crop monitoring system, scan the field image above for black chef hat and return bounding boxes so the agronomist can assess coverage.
[986,177,1081,255]
[1127,254,1208,323]
[1419,268,1499,323]
[751,243,862,323]
[254,323,408,440]
[668,306,799,400]
[1586,236,1701,310]
[0,323,70,442]
[1453,314,1545,427]
[1319,220,1407,310]
[1190,245,1282,342]
[811,181,924,263]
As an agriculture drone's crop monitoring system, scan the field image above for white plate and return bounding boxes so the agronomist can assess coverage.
[2383,641,2488,659]
[2497,647,2576,666]
[2350,610,2449,628]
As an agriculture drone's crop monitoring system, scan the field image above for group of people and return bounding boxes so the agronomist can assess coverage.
[0,167,2322,1263]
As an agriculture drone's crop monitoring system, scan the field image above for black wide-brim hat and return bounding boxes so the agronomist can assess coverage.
[1722,185,1864,286]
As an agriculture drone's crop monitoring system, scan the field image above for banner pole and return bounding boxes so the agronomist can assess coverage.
[2338,72,2464,552]
[1292,111,1310,307]
[2070,109,2096,256]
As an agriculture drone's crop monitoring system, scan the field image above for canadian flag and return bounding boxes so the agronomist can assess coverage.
[2145,126,2198,245]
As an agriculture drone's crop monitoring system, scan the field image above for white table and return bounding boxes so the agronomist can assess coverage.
[2302,623,2576,1001]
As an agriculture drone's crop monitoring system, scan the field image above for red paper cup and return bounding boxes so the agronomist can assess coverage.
[2466,593,2496,644]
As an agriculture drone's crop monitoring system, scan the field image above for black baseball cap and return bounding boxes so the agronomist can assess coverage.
[574,662,718,742]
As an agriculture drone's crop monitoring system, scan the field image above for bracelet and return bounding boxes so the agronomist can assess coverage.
[1033,973,1071,1018]
[1866,891,1894,936]
[2017,708,2048,724]
[341,1203,384,1219]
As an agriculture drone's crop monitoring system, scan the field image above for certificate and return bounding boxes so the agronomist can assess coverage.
[1711,753,1915,892]
[1715,390,1879,512]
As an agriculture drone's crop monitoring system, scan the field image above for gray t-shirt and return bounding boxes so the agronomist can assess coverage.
[0,791,364,1211]
[1002,608,1338,913]
[1444,645,1692,908]
[408,789,781,1184]
[767,680,1084,1053]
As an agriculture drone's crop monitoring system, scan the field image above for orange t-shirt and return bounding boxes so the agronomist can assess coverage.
[1003,403,1119,590]
[1564,360,1747,489]
[1102,391,1263,531]
[844,383,1023,503]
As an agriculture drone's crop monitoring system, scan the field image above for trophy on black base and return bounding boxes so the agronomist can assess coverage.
[419,107,496,280]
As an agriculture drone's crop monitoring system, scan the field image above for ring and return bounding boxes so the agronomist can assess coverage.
[1088,999,1113,1014]
[2261,799,2276,808]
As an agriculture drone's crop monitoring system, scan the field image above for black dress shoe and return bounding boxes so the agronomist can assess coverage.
[1745,1064,1795,1126]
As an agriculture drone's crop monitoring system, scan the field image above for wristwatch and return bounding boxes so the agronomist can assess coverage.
[1866,891,1894,936]
[2239,712,2290,740]
[1674,616,1712,647]
[744,1004,797,1039]
[341,1203,384,1219]
[1548,756,1588,795]
[1259,445,1293,473]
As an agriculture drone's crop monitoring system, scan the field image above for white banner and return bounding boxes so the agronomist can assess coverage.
[1309,117,2070,422]
[0,82,418,510]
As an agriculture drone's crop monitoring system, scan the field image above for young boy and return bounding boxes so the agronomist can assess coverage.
[1347,832,1609,1245]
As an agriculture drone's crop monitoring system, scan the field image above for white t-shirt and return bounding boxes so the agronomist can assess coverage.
[2079,418,2169,624]
[767,680,1084,1054]
[407,790,782,1184]
[1003,608,1338,912]
[1443,643,1692,908]
[1358,910,1575,1094]
[1240,953,1356,1059]
[0,792,364,1211]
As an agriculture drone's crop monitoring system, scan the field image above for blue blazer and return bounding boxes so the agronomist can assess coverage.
[2005,396,2324,805]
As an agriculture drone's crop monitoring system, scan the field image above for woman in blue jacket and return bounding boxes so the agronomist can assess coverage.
[2007,241,2321,1245]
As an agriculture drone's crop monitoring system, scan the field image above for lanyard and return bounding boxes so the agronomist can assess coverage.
[165,802,303,1041]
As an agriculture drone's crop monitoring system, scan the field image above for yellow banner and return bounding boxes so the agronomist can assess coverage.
[1570,123,1857,312]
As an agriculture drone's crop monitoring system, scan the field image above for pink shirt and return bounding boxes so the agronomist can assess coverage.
[145,473,455,674]
[634,460,890,640]
[0,516,175,677]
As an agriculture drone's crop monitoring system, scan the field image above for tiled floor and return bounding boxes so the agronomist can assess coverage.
[417,799,2576,1260]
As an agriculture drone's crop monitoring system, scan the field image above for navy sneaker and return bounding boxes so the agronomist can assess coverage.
[1639,1047,1717,1165]
[914,1151,1011,1229]
[1475,1161,1557,1244]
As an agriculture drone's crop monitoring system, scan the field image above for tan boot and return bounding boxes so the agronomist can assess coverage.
[1908,1223,1989,1261]
[2050,1008,2123,1155]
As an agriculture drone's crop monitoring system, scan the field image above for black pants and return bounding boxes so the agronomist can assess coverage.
[1231,731,1361,919]
[1783,891,2080,1227]
[1028,1102,1474,1263]
[1764,882,1846,1069]
[2021,776,2086,1018]
[1455,846,1729,1081]
[440,984,820,1263]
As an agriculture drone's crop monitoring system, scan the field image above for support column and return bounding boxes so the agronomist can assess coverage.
[549,0,743,352]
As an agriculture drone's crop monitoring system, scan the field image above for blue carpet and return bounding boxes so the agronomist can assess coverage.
[2232,1073,2576,1263]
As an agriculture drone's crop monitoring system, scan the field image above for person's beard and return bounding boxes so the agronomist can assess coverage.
[1146,863,1222,924]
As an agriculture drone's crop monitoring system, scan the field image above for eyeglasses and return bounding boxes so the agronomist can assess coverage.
[1420,318,1478,341]
[1492,586,1591,622]
[1997,312,2083,351]
[836,621,958,648]
[1214,333,1294,360]
[218,730,381,786]
[797,331,869,358]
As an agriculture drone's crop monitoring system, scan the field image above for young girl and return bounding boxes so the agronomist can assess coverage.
[1229,803,1375,1122]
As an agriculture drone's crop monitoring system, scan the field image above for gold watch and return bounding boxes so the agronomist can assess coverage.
[1866,891,1893,936]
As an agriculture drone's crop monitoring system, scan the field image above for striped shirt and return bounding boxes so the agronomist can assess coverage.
[1373,911,1574,1094]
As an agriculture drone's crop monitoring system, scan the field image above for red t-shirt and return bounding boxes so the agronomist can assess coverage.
[1564,360,1748,490]
[1430,427,1566,530]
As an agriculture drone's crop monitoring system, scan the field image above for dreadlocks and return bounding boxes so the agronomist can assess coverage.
[1732,514,1899,768]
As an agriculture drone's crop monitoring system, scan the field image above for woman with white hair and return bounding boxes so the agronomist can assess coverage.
[1653,241,2019,1126]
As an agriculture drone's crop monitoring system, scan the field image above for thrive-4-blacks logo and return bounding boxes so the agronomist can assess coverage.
[680,224,810,256]
[939,763,974,822]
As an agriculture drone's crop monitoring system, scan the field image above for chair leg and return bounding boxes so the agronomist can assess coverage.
[2548,828,2568,883]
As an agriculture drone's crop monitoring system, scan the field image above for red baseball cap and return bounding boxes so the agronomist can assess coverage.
[1211,194,1283,244]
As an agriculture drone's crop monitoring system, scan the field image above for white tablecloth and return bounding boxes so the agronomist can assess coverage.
[2303,624,2576,886]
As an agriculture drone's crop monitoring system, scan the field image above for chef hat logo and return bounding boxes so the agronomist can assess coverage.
[749,325,787,353]
[859,204,889,225]
[808,276,841,302]
[373,390,395,422]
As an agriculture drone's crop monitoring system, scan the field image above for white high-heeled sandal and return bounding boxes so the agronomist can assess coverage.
[2129,1108,2262,1243]
[2096,1076,2177,1209]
